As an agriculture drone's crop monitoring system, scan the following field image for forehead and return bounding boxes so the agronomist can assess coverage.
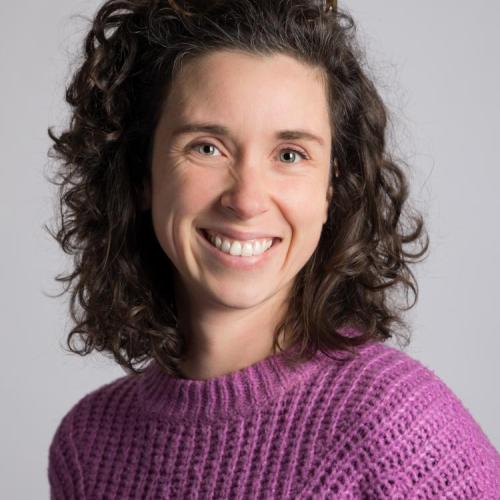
[163,50,330,133]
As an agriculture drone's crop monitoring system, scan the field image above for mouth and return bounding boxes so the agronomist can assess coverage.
[197,228,282,265]
[198,228,281,247]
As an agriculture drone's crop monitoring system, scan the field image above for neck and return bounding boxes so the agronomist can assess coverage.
[174,274,293,380]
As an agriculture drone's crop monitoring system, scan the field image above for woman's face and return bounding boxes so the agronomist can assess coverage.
[149,50,332,313]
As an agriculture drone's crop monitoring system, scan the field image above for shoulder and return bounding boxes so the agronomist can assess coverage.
[315,341,500,497]
[319,340,447,427]
[55,368,138,426]
[48,367,142,464]
[321,340,484,422]
[48,369,144,497]
[322,340,497,454]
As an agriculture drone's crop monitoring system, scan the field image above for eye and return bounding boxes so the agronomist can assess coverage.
[191,142,222,157]
[190,142,309,164]
[279,147,309,164]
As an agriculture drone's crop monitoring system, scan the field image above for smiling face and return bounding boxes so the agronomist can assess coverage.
[149,50,333,316]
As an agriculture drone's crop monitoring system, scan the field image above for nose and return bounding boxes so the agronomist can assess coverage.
[219,163,270,220]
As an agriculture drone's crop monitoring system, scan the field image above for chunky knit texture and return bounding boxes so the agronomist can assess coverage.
[48,338,500,499]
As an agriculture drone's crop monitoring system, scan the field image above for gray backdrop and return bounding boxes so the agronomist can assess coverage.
[1,1,498,498]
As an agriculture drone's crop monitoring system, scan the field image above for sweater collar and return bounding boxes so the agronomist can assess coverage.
[137,343,341,422]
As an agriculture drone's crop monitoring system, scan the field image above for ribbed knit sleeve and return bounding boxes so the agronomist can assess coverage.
[47,339,500,499]
[299,346,500,499]
[48,409,86,499]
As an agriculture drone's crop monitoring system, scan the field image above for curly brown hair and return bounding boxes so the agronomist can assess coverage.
[46,0,429,376]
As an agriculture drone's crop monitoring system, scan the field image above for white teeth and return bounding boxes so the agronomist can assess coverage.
[229,241,241,256]
[241,242,253,257]
[207,232,275,257]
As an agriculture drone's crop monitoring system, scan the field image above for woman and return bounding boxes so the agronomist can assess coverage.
[47,0,500,498]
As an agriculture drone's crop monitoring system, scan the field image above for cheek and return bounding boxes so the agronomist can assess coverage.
[278,181,328,259]
[150,171,217,255]
[151,167,204,216]
[280,180,328,229]
[154,165,221,210]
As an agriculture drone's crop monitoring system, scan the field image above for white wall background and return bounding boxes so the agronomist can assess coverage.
[0,1,498,498]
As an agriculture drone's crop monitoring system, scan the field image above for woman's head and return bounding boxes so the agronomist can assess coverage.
[48,0,429,375]
[150,49,332,327]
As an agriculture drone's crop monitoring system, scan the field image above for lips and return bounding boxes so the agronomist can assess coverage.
[197,227,280,269]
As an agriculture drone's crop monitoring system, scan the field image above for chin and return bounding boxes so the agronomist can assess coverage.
[209,287,273,310]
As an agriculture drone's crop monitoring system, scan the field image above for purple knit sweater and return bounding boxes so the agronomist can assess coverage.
[48,339,500,499]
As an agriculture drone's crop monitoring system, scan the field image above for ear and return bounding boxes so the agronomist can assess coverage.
[323,184,333,224]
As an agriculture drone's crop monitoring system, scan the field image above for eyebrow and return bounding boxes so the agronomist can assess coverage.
[170,122,325,146]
